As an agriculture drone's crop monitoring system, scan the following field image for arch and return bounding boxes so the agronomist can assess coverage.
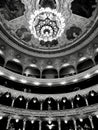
[59,65,76,78]
[0,55,5,67]
[73,94,86,108]
[42,68,58,79]
[42,97,57,110]
[5,60,23,74]
[94,53,98,64]
[77,58,94,73]
[28,97,40,110]
[13,96,26,109]
[23,66,40,78]
[0,92,12,106]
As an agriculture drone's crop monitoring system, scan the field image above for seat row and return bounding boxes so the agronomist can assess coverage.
[1,74,98,94]
[0,54,98,78]
[0,90,98,110]
[0,114,98,130]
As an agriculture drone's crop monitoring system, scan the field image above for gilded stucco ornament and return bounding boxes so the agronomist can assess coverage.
[28,8,66,42]
[0,0,97,50]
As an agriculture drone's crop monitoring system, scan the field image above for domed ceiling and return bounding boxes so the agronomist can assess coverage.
[0,1,98,130]
[0,0,97,56]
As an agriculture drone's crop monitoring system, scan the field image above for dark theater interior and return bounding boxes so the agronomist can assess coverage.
[0,0,98,129]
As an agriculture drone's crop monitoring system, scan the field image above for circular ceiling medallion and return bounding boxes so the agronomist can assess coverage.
[29,8,65,42]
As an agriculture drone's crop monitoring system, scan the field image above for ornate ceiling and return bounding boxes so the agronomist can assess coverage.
[0,0,98,130]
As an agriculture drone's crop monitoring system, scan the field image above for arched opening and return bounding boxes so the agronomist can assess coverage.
[94,53,98,64]
[59,65,76,78]
[0,55,5,67]
[77,58,94,73]
[23,66,40,78]
[42,68,58,79]
[13,96,26,109]
[42,97,57,110]
[5,60,23,74]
